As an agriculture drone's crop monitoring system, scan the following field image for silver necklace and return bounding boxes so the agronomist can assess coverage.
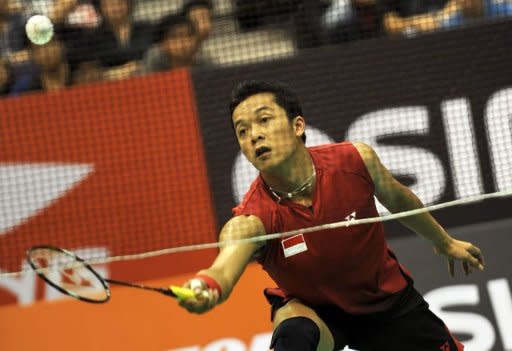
[268,166,316,200]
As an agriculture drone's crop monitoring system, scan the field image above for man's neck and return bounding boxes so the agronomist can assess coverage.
[112,21,131,44]
[261,145,315,198]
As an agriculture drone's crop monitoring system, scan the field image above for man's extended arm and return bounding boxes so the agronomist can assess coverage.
[178,214,266,314]
[354,142,484,276]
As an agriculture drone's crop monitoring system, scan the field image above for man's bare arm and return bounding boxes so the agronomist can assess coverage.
[179,215,266,313]
[354,142,484,275]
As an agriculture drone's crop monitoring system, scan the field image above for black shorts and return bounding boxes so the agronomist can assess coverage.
[265,285,464,351]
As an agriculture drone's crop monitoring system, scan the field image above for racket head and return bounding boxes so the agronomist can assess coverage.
[26,245,111,303]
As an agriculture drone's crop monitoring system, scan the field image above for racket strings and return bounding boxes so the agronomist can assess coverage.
[28,247,108,301]
[1,188,510,279]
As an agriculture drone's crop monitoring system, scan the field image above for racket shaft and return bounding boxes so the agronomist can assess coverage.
[105,279,192,298]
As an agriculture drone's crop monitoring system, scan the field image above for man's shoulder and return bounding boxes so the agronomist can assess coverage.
[142,45,171,73]
[309,141,371,177]
[308,141,360,163]
[232,176,276,234]
[308,141,354,154]
[234,176,270,212]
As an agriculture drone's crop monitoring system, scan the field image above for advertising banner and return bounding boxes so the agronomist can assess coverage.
[0,70,218,306]
[192,20,512,235]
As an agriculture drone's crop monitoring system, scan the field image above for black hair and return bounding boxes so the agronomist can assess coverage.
[154,13,197,44]
[229,80,306,143]
[182,0,213,15]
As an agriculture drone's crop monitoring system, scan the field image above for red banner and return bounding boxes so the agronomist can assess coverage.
[0,70,218,306]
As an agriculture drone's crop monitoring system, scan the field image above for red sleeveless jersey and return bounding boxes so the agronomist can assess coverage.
[232,142,410,314]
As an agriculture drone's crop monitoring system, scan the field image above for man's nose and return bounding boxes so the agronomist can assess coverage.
[250,127,265,144]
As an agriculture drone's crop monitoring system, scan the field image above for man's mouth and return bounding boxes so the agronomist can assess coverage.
[255,146,271,158]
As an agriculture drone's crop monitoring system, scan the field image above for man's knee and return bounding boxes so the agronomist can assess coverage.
[270,317,320,351]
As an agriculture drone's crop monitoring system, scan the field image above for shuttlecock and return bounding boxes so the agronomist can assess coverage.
[26,15,54,45]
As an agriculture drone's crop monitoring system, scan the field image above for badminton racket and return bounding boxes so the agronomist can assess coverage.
[26,245,195,304]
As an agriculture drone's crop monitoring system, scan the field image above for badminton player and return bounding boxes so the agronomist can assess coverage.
[178,80,484,350]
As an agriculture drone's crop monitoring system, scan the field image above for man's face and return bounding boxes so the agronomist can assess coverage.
[101,0,130,24]
[32,39,64,71]
[162,24,198,61]
[232,93,303,172]
[188,6,212,41]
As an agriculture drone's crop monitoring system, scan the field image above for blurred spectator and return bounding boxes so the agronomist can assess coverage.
[234,0,302,31]
[485,0,512,18]
[1,0,30,65]
[181,0,215,67]
[91,0,154,80]
[20,36,73,92]
[0,58,13,96]
[141,13,201,73]
[14,0,102,89]
[233,0,330,49]
[26,0,100,28]
[234,0,506,48]
[0,1,42,97]
[182,0,213,43]
[321,0,383,44]
[379,0,483,36]
[13,0,100,93]
[294,0,332,48]
[436,0,512,26]
[380,0,447,35]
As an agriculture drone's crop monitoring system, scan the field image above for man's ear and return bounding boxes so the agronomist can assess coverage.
[292,116,306,138]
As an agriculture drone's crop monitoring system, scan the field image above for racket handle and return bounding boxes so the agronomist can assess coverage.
[169,286,195,300]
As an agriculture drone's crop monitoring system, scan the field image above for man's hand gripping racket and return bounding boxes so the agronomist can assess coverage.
[178,277,221,314]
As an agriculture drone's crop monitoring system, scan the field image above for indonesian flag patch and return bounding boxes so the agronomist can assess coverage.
[281,234,308,258]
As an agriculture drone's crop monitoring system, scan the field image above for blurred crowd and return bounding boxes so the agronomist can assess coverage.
[1,0,511,97]
[235,0,511,48]
[1,0,213,96]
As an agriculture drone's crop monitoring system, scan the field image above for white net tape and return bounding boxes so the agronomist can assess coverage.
[1,189,511,278]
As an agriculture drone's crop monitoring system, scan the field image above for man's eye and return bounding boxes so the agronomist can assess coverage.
[261,116,271,123]
[238,129,247,137]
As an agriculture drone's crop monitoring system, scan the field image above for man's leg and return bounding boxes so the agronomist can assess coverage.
[271,298,336,351]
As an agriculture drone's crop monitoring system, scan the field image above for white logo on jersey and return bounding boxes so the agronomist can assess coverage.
[344,211,357,221]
